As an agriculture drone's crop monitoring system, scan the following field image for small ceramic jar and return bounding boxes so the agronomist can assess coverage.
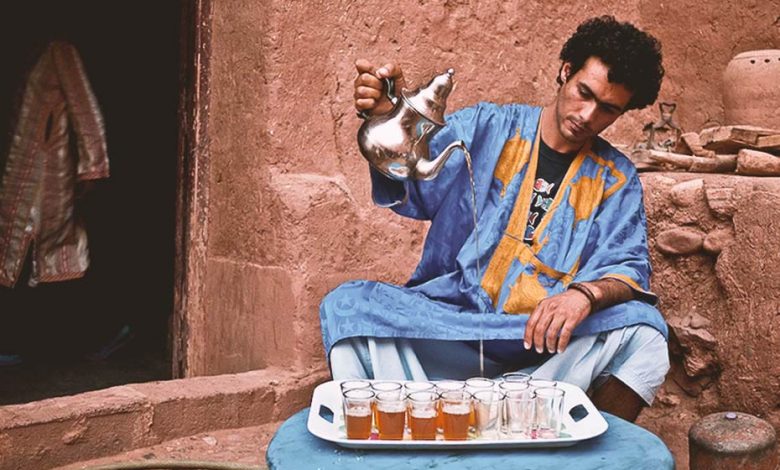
[722,49,780,130]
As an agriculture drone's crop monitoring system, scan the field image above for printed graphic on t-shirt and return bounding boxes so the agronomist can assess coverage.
[524,177,556,243]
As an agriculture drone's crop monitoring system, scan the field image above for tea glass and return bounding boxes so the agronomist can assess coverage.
[404,381,435,396]
[375,390,406,440]
[406,391,438,440]
[534,387,566,439]
[370,381,402,429]
[439,390,471,440]
[501,372,531,383]
[503,388,535,438]
[528,378,557,392]
[342,388,374,439]
[340,380,371,394]
[435,380,465,433]
[472,390,503,439]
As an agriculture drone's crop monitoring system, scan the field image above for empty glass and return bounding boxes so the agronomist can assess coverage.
[472,390,503,439]
[499,380,530,397]
[501,372,531,383]
[504,388,535,438]
[465,377,495,393]
[528,378,557,392]
[534,387,566,439]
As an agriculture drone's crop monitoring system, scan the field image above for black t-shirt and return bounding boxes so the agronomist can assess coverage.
[523,138,577,244]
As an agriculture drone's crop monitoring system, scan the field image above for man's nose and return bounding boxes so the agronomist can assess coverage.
[580,101,598,124]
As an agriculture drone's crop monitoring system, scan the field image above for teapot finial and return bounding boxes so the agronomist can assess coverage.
[402,69,455,125]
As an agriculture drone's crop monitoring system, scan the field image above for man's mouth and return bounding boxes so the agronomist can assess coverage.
[568,119,587,135]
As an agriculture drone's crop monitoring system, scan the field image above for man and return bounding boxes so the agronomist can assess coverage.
[320,16,669,422]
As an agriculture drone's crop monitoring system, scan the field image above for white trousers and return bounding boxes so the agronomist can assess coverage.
[329,325,669,405]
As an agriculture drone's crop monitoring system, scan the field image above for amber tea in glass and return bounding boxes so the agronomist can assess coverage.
[407,391,438,440]
[342,389,374,439]
[375,391,406,440]
[440,390,471,440]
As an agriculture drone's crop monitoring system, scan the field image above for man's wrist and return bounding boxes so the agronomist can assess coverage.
[567,282,597,314]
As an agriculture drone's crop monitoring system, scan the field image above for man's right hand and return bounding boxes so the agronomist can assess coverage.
[354,59,406,117]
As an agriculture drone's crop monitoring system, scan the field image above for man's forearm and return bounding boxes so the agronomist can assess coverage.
[571,278,635,313]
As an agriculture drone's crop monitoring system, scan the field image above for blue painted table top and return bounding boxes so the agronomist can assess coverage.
[266,408,675,469]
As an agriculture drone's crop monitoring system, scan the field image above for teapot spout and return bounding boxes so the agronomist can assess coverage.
[415,140,467,180]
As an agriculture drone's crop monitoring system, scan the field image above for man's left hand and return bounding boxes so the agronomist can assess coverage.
[523,289,591,354]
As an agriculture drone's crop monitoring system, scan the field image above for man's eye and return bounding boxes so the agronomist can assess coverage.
[600,104,621,115]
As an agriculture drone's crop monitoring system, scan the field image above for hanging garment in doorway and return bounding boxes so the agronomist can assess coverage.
[0,41,109,288]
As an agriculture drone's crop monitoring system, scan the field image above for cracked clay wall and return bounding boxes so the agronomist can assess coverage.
[199,1,779,466]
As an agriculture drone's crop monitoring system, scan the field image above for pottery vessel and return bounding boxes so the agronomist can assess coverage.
[722,49,780,129]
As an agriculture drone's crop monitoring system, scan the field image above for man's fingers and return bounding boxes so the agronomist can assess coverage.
[354,85,382,101]
[557,322,575,353]
[355,98,377,112]
[524,304,542,349]
[355,59,376,75]
[545,315,567,354]
[376,63,407,91]
[354,72,382,90]
[533,309,554,354]
[376,63,401,79]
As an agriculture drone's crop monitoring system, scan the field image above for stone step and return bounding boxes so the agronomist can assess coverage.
[0,367,329,469]
[54,422,282,469]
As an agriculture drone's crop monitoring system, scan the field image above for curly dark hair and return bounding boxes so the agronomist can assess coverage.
[557,16,664,112]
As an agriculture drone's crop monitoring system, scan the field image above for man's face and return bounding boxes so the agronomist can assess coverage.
[554,57,633,145]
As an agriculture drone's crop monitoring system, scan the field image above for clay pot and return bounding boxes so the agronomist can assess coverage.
[722,49,780,130]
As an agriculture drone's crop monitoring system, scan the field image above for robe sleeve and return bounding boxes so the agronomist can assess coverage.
[53,41,109,181]
[573,168,658,305]
[369,103,490,220]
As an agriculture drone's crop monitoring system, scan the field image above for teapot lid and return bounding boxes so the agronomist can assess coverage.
[402,69,455,126]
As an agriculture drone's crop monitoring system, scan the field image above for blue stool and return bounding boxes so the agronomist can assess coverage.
[267,408,675,469]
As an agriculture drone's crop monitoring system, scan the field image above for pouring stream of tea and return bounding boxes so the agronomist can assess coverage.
[460,145,484,377]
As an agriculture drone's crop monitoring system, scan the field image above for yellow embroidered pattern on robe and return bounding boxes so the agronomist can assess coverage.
[482,132,539,306]
[492,130,529,198]
[589,153,627,200]
[602,273,652,295]
[502,243,573,314]
[568,166,605,222]
[503,272,547,313]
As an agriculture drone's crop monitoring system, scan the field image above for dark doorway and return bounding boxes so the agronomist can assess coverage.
[0,1,179,404]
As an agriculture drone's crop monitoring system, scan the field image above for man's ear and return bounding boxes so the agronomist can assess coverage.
[560,62,572,83]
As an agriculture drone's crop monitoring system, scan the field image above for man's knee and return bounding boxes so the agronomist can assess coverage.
[608,324,670,404]
[627,324,670,373]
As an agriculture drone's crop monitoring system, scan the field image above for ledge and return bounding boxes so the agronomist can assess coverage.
[0,366,329,470]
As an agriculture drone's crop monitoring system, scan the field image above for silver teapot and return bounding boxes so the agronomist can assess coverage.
[357,69,466,181]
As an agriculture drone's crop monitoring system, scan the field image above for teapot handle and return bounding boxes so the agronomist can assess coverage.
[357,77,398,120]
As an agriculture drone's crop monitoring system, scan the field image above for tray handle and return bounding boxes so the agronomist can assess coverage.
[562,399,602,437]
[307,382,345,440]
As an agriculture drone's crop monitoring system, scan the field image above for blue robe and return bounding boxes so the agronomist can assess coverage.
[320,103,667,357]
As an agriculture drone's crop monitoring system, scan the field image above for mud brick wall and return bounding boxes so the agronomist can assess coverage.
[198,2,780,467]
[636,173,780,466]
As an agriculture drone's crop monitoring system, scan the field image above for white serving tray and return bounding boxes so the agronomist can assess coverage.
[307,380,608,450]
